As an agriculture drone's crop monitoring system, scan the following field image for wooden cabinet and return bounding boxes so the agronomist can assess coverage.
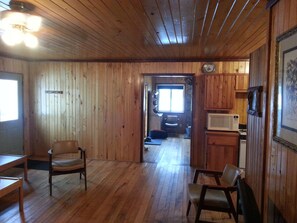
[235,74,249,91]
[204,74,235,110]
[205,131,239,171]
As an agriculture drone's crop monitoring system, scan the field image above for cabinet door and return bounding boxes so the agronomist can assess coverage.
[204,74,235,110]
[235,74,249,91]
[207,145,238,171]
[205,131,239,171]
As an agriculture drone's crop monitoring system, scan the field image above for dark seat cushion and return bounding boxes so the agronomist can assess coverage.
[149,130,168,139]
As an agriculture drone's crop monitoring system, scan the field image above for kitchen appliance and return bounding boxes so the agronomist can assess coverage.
[207,113,239,131]
[238,124,247,169]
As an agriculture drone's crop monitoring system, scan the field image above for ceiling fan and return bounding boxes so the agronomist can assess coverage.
[0,0,42,48]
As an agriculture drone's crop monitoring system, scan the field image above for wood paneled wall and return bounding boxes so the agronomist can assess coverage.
[265,0,297,222]
[27,61,249,167]
[29,62,142,161]
[232,92,248,124]
[246,45,267,215]
[0,57,30,154]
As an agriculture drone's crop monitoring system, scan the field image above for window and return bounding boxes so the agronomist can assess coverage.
[0,79,18,122]
[157,84,184,113]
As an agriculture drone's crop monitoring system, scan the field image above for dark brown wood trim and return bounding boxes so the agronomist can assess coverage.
[266,0,279,9]
[263,8,272,222]
[30,58,249,63]
[0,52,249,63]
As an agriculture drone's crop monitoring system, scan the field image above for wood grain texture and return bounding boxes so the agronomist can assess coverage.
[0,58,249,170]
[246,44,267,216]
[233,74,249,124]
[265,0,297,222]
[0,160,237,223]
[204,74,236,110]
[143,135,190,165]
[232,92,248,124]
[205,131,239,171]
[235,74,249,91]
[26,60,249,168]
[0,0,268,61]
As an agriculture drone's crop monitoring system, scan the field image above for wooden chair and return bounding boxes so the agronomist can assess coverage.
[186,164,240,223]
[48,140,87,196]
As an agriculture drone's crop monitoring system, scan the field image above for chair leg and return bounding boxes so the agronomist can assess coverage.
[84,170,87,191]
[186,201,191,216]
[49,174,52,196]
[195,205,203,223]
[225,192,238,223]
[230,207,238,223]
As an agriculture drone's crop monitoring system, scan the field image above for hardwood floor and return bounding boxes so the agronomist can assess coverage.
[143,135,190,165]
[0,140,239,223]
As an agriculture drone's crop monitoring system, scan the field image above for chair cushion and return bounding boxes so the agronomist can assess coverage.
[52,158,84,171]
[188,184,229,208]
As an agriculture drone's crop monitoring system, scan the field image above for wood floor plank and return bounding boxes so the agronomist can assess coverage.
[0,137,240,223]
[143,135,190,165]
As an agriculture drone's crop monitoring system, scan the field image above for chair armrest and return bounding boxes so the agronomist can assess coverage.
[192,168,223,183]
[78,147,86,161]
[78,147,86,152]
[204,184,237,192]
[197,169,223,176]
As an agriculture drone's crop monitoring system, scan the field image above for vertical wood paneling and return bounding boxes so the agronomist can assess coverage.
[232,92,247,124]
[0,57,249,166]
[191,74,206,168]
[204,74,236,110]
[24,61,249,166]
[265,0,297,222]
[246,44,267,214]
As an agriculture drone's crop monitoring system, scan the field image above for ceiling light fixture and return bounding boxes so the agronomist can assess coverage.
[0,1,41,48]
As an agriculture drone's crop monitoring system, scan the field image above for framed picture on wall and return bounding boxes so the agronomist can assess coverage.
[273,25,297,151]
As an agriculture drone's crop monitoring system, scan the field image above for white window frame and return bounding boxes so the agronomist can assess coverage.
[156,84,185,113]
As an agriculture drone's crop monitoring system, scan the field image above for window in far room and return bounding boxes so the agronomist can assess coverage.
[157,84,184,113]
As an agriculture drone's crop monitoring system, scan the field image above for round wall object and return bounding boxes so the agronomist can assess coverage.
[202,63,216,73]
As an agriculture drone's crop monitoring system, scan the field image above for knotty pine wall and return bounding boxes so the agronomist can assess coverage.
[0,58,249,165]
[27,61,249,166]
[265,0,297,222]
[0,57,31,155]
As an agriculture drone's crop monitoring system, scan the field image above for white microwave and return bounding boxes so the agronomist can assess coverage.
[207,113,239,131]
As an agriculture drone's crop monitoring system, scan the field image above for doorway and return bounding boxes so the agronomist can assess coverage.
[0,72,24,154]
[142,74,193,165]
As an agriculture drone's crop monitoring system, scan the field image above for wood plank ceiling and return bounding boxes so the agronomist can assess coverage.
[0,0,269,61]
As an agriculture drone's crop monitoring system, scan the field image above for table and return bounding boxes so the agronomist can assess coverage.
[0,155,28,181]
[0,177,23,211]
